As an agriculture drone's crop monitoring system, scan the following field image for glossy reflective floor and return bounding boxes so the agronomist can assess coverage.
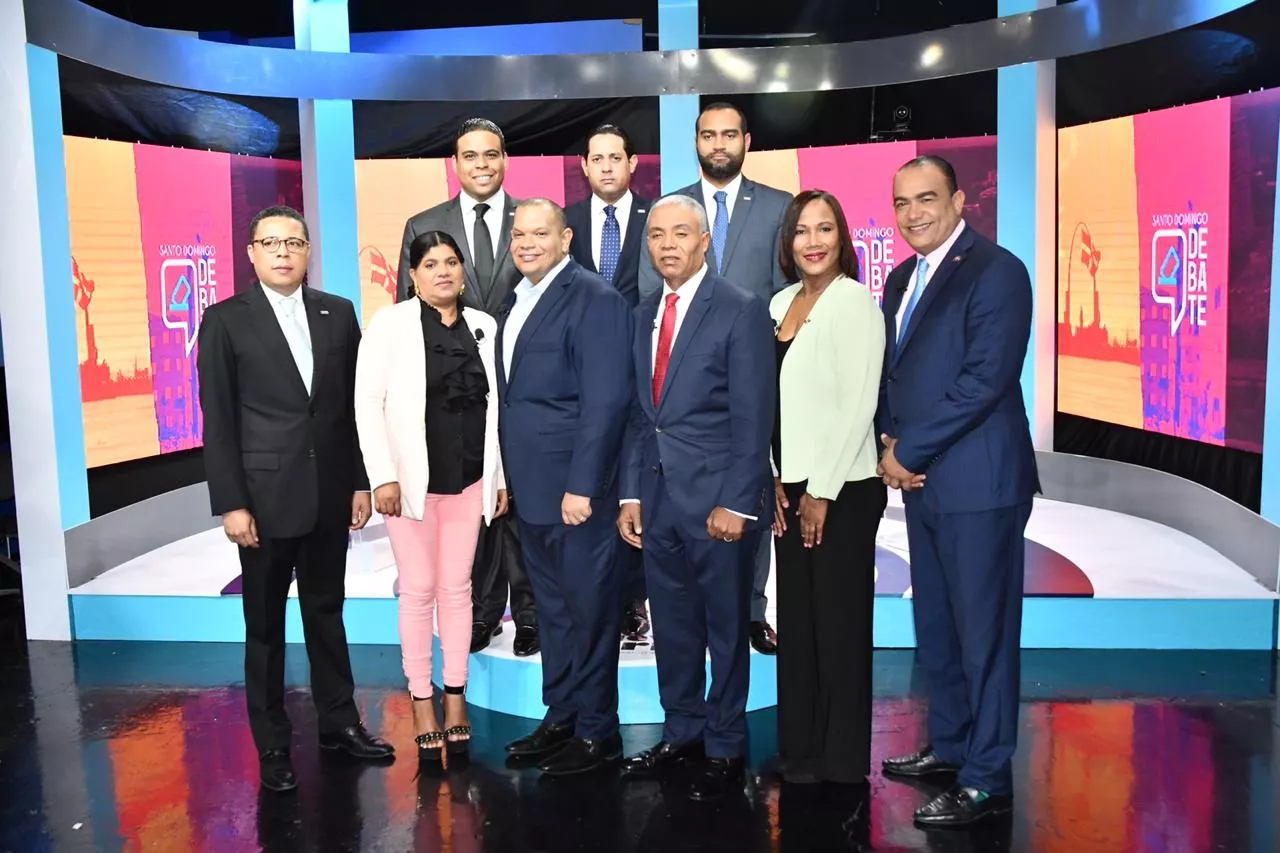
[1,605,1276,852]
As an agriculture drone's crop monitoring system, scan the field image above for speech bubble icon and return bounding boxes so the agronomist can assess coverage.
[161,258,199,355]
[1150,228,1187,334]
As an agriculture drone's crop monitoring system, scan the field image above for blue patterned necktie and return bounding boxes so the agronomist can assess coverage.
[897,257,930,345]
[711,191,729,273]
[600,204,621,281]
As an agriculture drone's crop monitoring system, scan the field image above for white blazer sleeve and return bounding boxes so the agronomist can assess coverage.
[804,285,885,500]
[353,308,398,492]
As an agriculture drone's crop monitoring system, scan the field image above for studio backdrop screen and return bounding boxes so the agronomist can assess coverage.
[64,134,997,468]
[1057,88,1280,452]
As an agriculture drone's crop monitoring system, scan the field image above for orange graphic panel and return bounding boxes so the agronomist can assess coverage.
[744,149,801,196]
[355,158,450,327]
[1057,118,1143,428]
[64,137,160,466]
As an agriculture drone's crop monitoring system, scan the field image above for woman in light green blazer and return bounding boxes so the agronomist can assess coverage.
[769,189,887,787]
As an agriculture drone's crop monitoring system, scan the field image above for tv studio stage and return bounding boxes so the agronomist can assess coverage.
[6,1,1280,851]
[67,455,1279,724]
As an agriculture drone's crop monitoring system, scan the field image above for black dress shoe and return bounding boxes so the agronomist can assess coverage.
[622,740,706,778]
[749,621,778,655]
[621,601,650,640]
[688,757,745,801]
[470,621,501,653]
[505,719,575,758]
[259,749,297,792]
[882,746,959,778]
[914,785,1013,826]
[512,624,540,657]
[319,723,396,760]
[539,732,623,775]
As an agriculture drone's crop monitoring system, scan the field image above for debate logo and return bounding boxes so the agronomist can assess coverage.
[159,245,218,355]
[1150,229,1187,333]
[1149,210,1209,335]
[851,219,896,305]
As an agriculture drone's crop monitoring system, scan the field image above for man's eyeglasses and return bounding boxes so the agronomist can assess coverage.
[253,237,310,253]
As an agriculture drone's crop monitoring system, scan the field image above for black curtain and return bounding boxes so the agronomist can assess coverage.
[1055,413,1263,512]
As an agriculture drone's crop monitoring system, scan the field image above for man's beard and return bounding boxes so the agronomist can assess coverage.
[699,151,743,182]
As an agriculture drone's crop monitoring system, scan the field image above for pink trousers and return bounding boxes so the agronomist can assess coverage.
[383,481,482,698]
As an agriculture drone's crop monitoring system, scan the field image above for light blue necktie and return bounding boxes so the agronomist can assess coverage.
[897,257,929,345]
[711,191,729,273]
[599,204,621,281]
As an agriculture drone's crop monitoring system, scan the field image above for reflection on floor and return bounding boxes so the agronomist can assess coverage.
[0,635,1275,852]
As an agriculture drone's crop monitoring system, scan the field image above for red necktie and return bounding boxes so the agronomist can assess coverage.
[652,292,679,405]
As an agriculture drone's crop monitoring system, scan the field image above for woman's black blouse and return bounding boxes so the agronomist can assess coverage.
[420,302,488,495]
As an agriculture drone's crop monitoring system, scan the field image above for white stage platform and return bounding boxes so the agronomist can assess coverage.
[67,492,1278,722]
[73,493,1274,602]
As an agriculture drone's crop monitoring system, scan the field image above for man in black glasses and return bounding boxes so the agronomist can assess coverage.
[198,205,395,793]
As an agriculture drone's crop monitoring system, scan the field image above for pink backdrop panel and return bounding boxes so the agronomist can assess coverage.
[798,140,918,306]
[1133,98,1231,444]
[134,144,235,453]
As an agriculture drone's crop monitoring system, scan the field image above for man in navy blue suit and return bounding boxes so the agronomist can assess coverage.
[497,198,634,776]
[617,194,775,802]
[875,156,1040,827]
[565,123,660,645]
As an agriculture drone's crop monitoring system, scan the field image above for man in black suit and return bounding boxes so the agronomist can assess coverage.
[395,118,539,657]
[565,123,658,645]
[198,205,394,793]
[674,101,791,656]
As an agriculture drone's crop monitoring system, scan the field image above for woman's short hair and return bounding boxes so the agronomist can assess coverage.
[777,190,860,284]
[408,230,465,271]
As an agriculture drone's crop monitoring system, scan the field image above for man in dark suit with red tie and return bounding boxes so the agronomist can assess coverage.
[617,194,775,801]
[566,123,660,644]
[198,206,395,792]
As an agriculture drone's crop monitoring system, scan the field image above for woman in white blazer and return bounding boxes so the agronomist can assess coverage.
[354,230,506,762]
[769,190,887,788]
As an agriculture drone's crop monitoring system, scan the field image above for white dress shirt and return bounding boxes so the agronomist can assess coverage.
[895,219,967,335]
[701,173,743,222]
[591,190,633,271]
[650,262,708,369]
[259,282,312,391]
[459,188,507,265]
[503,254,572,379]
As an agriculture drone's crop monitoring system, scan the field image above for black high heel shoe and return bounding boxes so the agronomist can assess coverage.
[412,694,444,762]
[442,684,472,756]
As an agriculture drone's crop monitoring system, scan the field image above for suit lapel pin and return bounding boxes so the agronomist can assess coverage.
[952,256,962,263]
[319,309,330,315]
[743,196,752,201]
